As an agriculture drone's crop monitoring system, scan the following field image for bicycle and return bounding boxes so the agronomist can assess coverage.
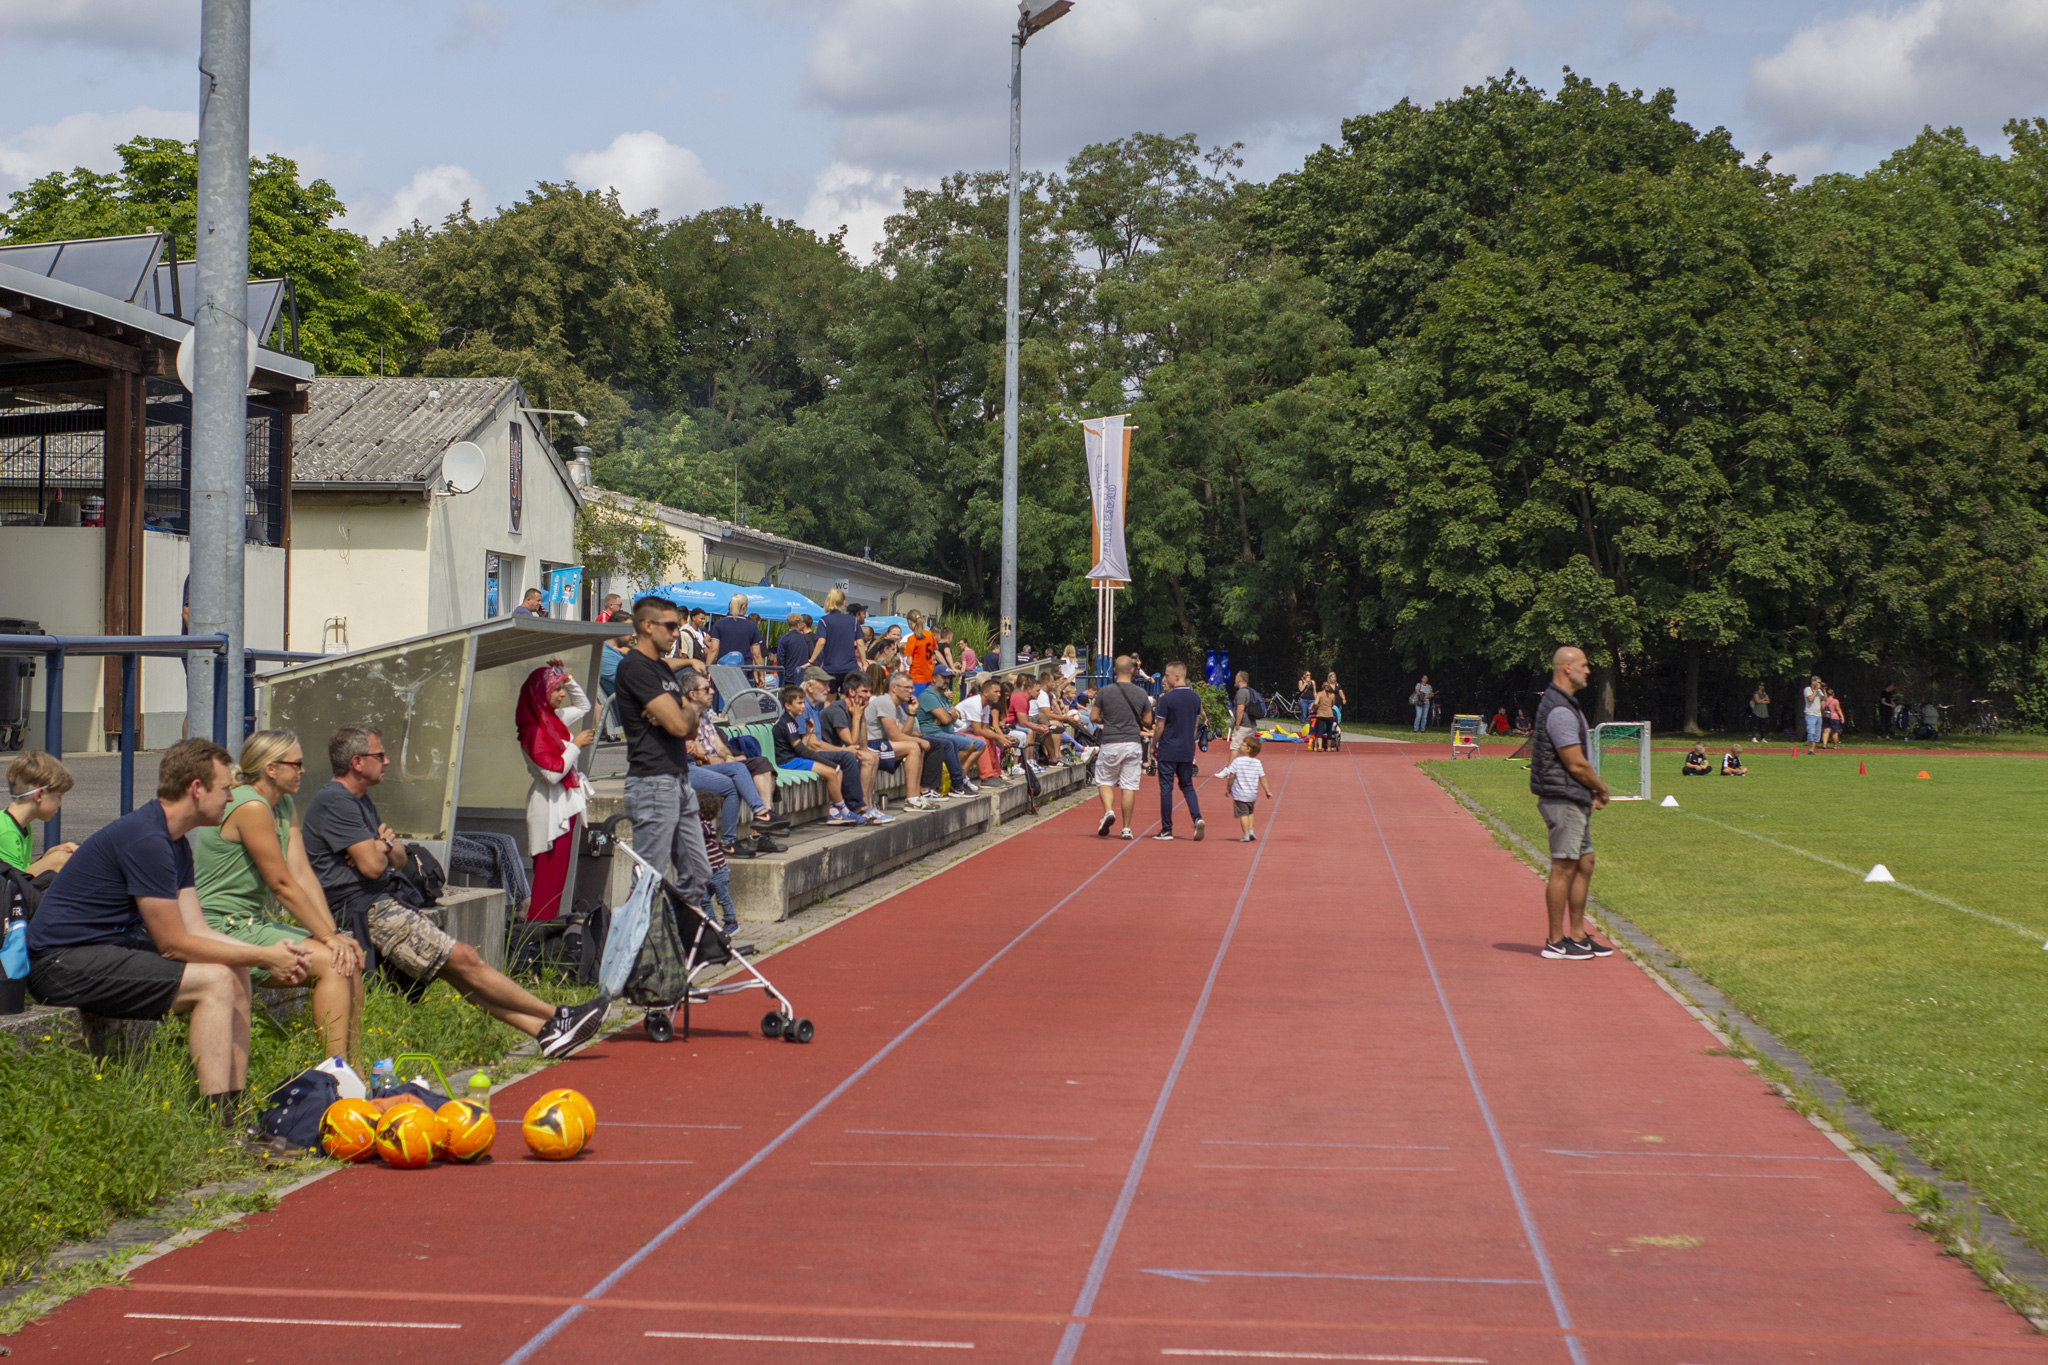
[1970,699,2000,736]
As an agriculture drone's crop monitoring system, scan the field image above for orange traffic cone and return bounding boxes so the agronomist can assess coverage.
[1858,760,1867,775]
[1916,770,1932,780]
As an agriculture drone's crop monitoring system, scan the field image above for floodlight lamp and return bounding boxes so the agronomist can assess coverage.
[1021,0,1072,36]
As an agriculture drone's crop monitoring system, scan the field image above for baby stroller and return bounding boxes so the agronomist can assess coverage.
[600,828,812,1046]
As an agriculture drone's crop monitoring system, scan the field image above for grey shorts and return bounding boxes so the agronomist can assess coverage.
[1537,797,1594,860]
[1093,742,1144,790]
[366,895,456,980]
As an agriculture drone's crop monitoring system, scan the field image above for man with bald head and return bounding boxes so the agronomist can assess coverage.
[1529,646,1613,960]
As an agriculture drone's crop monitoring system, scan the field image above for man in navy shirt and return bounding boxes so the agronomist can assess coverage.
[1150,661,1206,841]
[706,593,767,680]
[28,740,310,1126]
[775,612,814,690]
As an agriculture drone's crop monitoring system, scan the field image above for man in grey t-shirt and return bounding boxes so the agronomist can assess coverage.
[1230,672,1258,746]
[1529,646,1613,960]
[1090,655,1154,839]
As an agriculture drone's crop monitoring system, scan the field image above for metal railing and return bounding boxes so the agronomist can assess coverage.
[0,633,320,845]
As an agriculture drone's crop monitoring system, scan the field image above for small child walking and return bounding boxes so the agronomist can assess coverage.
[1223,736,1274,842]
[696,792,739,933]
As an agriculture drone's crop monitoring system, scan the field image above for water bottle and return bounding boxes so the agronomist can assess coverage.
[466,1071,492,1114]
[370,1058,394,1098]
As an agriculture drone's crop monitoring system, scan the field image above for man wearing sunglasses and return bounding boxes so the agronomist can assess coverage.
[302,723,610,1058]
[613,595,718,915]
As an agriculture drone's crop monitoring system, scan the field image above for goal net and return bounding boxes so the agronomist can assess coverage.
[1592,722,1651,801]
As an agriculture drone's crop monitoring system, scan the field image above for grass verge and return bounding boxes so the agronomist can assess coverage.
[1423,751,2048,1265]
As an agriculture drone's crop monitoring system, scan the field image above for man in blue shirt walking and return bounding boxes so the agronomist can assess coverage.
[1150,661,1206,841]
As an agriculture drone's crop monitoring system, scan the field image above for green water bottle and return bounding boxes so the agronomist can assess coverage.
[466,1071,492,1113]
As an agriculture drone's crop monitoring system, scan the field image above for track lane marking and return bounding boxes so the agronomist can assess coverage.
[1163,1352,1485,1363]
[1351,759,1589,1365]
[496,782,1196,1365]
[812,1161,1085,1168]
[1050,758,1295,1365]
[647,1330,972,1348]
[1203,1141,1450,1151]
[125,1312,459,1329]
[847,1128,1096,1141]
[1142,1270,1537,1287]
[1546,1148,1848,1161]
[1563,1170,1822,1180]
[1191,1164,1455,1172]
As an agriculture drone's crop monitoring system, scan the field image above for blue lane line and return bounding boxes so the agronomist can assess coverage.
[1048,763,1294,1365]
[1142,1268,1541,1286]
[1352,760,1589,1365]
[495,809,1155,1365]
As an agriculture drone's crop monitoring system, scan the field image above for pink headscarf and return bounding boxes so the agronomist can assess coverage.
[516,662,578,789]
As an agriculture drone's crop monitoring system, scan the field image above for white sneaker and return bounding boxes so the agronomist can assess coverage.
[1080,746,1099,763]
[907,795,941,811]
[860,807,895,824]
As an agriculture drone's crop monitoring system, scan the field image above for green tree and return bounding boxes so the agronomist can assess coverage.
[0,136,432,375]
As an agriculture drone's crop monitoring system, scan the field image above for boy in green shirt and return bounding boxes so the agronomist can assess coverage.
[2,752,77,877]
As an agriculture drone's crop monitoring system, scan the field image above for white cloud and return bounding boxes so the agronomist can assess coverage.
[342,164,486,244]
[0,106,194,198]
[799,161,921,261]
[0,0,196,53]
[1747,0,2048,167]
[1618,0,1701,57]
[562,131,723,220]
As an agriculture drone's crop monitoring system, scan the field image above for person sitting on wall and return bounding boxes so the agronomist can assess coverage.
[301,723,609,1058]
[1682,742,1713,777]
[1720,744,1749,776]
[1,750,77,877]
[26,740,310,1144]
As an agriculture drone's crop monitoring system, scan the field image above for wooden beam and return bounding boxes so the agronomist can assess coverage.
[0,361,109,390]
[103,371,144,731]
[0,309,148,373]
[249,385,310,415]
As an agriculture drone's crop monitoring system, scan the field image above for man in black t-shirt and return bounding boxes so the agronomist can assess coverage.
[1090,655,1154,839]
[301,723,610,1058]
[616,595,717,914]
[28,739,309,1130]
[1151,663,1206,841]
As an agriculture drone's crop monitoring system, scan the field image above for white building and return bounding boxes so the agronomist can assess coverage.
[288,377,584,653]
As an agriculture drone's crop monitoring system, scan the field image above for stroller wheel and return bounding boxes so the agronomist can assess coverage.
[787,1018,815,1044]
[645,1010,674,1044]
[761,1012,785,1038]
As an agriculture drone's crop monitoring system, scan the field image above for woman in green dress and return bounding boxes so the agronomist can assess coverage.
[193,730,364,1068]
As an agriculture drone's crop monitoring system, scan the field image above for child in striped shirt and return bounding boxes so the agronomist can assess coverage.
[697,793,738,932]
[1223,736,1274,842]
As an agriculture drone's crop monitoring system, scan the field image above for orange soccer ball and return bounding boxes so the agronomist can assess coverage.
[521,1095,590,1161]
[535,1088,596,1144]
[436,1099,497,1163]
[318,1098,382,1163]
[374,1104,445,1169]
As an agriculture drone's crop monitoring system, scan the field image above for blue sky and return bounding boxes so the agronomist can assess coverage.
[4,0,2045,256]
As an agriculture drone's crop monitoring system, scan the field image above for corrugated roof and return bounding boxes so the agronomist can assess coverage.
[291,376,512,483]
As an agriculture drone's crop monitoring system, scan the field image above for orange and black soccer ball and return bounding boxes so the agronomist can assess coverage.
[437,1099,497,1163]
[375,1104,444,1169]
[318,1098,381,1162]
[521,1094,589,1161]
[535,1088,596,1144]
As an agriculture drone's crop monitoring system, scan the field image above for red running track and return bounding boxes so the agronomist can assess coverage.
[20,745,2046,1364]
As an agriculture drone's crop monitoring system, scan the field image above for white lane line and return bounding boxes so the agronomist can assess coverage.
[847,1128,1097,1142]
[1202,1141,1451,1152]
[1676,809,2048,942]
[811,1161,1084,1168]
[1162,1351,1485,1363]
[1548,1148,1849,1161]
[608,1122,741,1130]
[497,1160,696,1166]
[647,1330,973,1349]
[1193,1164,1456,1172]
[1143,1269,1537,1286]
[1564,1169,1822,1179]
[126,1313,459,1329]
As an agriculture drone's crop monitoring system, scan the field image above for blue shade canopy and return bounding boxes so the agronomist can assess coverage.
[644,580,749,611]
[865,615,911,634]
[737,585,825,619]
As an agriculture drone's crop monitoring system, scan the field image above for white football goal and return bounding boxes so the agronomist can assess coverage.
[1591,721,1651,801]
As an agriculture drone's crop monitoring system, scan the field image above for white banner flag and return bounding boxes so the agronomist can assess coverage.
[1083,414,1130,584]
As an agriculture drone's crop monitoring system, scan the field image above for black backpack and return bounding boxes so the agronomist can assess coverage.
[1244,689,1266,722]
[387,842,447,909]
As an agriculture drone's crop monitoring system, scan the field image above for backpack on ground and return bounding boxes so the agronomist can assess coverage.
[257,1066,341,1152]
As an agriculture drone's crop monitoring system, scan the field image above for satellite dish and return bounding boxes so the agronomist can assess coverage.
[174,323,259,393]
[441,441,486,495]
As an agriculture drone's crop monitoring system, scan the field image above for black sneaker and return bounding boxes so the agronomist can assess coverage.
[757,813,792,833]
[1574,934,1613,957]
[538,995,611,1057]
[1097,810,1116,838]
[751,834,787,854]
[727,840,759,859]
[1541,939,1575,959]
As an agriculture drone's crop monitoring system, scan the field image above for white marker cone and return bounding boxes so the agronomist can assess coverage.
[1864,864,1895,883]
[1659,795,1679,807]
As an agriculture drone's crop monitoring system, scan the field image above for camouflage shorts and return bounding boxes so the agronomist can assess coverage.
[365,896,455,980]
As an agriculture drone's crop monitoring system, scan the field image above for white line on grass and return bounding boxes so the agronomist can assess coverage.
[647,1330,973,1348]
[126,1312,460,1329]
[1675,810,2048,944]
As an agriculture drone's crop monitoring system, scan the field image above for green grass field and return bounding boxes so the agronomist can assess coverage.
[1424,750,2048,1257]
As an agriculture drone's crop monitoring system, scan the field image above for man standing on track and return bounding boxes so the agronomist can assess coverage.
[1150,661,1205,842]
[1530,646,1613,961]
[1091,655,1153,840]
[615,595,717,912]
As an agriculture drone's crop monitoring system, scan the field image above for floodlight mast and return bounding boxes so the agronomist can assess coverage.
[1000,0,1071,670]
[186,0,251,743]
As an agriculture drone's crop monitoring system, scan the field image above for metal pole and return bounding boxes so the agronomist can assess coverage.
[42,649,63,848]
[999,19,1024,671]
[119,653,137,815]
[186,0,251,742]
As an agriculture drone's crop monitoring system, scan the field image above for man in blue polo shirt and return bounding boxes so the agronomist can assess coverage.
[1150,661,1206,841]
[28,739,310,1127]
